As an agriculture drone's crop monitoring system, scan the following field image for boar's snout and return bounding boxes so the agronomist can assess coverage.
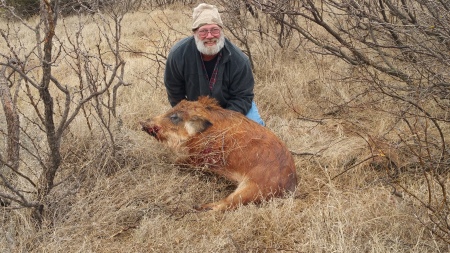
[140,121,160,138]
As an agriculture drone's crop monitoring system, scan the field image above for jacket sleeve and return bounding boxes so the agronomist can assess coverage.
[225,56,254,115]
[164,46,186,107]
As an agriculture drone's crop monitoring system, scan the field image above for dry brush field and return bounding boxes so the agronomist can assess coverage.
[0,2,449,252]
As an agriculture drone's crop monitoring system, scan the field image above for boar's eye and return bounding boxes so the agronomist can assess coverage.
[169,113,182,124]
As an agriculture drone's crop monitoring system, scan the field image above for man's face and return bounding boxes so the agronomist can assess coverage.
[194,24,225,56]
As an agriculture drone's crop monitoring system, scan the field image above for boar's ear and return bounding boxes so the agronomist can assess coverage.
[185,116,212,135]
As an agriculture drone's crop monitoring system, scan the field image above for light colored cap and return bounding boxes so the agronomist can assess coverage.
[192,3,223,30]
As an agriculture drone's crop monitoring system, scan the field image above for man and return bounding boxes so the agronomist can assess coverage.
[164,3,265,126]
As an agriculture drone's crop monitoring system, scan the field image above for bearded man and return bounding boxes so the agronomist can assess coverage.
[164,3,265,126]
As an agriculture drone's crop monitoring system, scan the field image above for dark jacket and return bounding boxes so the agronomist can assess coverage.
[164,36,254,115]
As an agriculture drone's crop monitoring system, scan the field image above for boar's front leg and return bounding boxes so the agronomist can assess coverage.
[194,180,261,211]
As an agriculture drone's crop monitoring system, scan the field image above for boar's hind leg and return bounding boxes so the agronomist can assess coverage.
[194,181,261,211]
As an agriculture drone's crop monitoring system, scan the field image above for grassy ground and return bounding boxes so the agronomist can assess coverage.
[0,3,448,253]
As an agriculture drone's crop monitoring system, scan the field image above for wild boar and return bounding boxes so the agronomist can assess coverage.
[140,96,297,211]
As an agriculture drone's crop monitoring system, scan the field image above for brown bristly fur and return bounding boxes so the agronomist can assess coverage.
[140,97,297,211]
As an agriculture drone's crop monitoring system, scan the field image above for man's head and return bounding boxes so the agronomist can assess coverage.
[192,3,225,56]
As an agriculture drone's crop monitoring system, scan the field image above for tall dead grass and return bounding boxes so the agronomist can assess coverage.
[0,3,448,253]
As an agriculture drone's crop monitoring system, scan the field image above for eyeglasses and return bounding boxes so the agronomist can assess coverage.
[197,28,221,37]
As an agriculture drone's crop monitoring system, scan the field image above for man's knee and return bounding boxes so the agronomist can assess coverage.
[246,101,265,126]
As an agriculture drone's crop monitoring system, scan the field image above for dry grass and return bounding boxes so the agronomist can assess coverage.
[0,3,448,253]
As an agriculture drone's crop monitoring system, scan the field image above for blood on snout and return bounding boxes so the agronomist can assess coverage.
[141,123,160,137]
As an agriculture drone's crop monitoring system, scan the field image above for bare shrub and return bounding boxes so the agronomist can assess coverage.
[0,0,134,227]
[236,0,450,244]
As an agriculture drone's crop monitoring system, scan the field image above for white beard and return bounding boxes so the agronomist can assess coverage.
[194,34,225,56]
